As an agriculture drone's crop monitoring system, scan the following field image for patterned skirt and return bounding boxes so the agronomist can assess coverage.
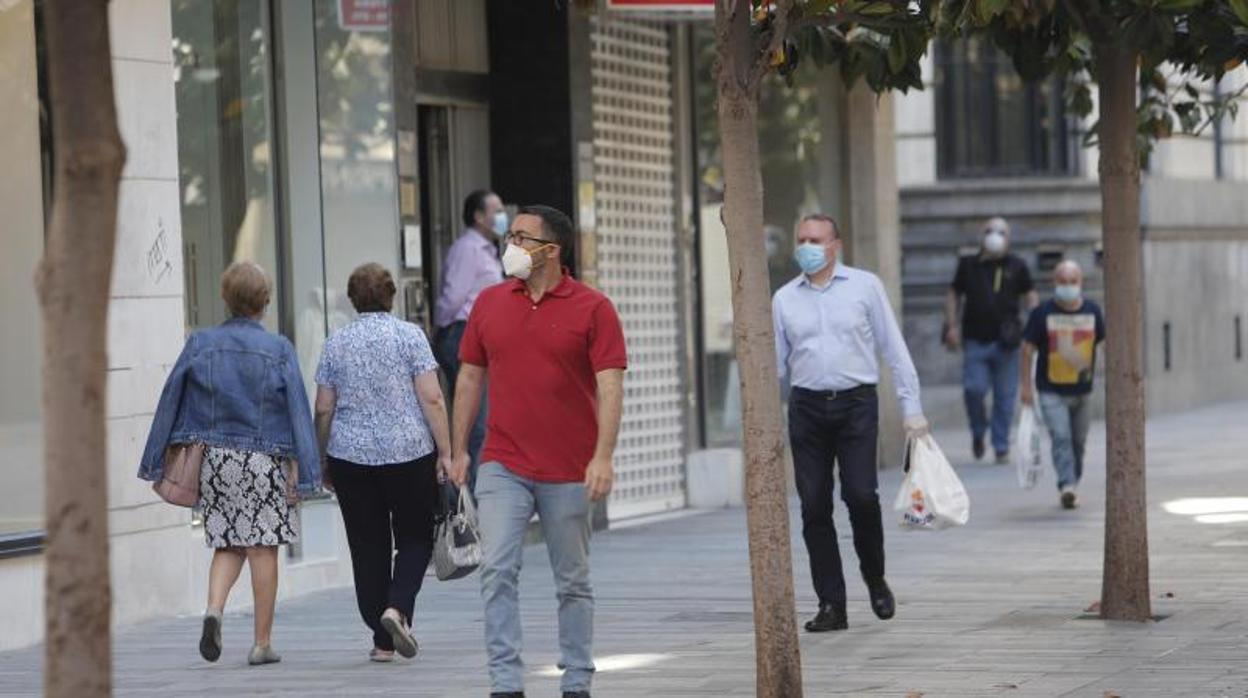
[200,446,298,548]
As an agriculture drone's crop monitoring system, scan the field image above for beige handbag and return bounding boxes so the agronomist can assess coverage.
[153,443,205,507]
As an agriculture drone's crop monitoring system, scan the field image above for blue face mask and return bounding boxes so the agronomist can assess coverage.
[1055,284,1081,303]
[492,211,509,237]
[794,242,830,275]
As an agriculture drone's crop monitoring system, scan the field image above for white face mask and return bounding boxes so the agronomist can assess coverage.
[983,231,1007,256]
[492,211,509,237]
[502,243,534,280]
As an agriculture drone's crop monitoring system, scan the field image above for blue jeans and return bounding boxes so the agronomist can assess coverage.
[1037,391,1091,490]
[435,321,487,492]
[963,339,1020,455]
[476,461,594,693]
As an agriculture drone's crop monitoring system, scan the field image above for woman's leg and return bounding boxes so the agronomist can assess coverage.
[245,546,280,647]
[207,547,246,612]
[331,457,395,651]
[384,455,439,622]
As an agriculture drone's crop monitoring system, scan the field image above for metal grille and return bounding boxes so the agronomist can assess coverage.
[590,17,687,520]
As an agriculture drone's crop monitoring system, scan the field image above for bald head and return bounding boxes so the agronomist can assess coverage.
[1054,260,1082,285]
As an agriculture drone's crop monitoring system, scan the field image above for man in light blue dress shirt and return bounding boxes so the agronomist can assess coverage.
[772,214,929,632]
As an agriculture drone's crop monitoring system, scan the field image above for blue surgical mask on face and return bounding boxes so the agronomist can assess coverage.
[794,242,830,275]
[492,211,509,237]
[1055,283,1082,303]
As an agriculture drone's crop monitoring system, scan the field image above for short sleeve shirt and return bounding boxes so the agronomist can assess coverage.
[1023,299,1106,396]
[315,313,440,464]
[952,253,1035,342]
[460,273,627,482]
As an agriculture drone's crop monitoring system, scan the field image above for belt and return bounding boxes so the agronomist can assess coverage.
[791,384,876,400]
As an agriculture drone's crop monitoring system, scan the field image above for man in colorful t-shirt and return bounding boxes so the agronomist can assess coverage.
[1021,260,1105,509]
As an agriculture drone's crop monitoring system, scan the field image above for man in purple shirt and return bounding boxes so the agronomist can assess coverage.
[434,189,506,491]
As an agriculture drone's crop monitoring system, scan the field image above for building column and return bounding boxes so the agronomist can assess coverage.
[819,78,907,468]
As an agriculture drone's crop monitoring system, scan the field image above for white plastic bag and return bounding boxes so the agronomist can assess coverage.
[1015,405,1044,489]
[894,434,970,530]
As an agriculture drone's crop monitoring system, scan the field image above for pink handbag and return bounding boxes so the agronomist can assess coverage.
[153,443,205,507]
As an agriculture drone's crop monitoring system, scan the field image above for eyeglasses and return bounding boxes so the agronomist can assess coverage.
[505,231,553,248]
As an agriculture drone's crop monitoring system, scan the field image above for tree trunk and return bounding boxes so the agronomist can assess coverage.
[714,3,804,695]
[1094,42,1150,622]
[37,1,126,695]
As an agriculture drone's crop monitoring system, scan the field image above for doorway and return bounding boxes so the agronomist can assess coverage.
[415,102,492,334]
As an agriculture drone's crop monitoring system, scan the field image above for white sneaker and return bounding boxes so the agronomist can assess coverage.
[380,608,418,658]
[1060,487,1078,510]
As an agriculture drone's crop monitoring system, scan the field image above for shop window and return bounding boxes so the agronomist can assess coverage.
[172,0,284,332]
[935,37,1076,179]
[691,25,824,447]
[0,0,50,545]
[312,0,400,334]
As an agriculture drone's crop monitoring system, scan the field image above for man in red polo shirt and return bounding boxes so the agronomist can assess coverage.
[449,204,626,698]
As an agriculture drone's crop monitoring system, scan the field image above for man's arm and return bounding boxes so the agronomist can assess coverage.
[585,368,624,502]
[449,362,486,487]
[772,293,790,383]
[1020,342,1036,406]
[314,385,336,490]
[944,288,961,349]
[869,278,924,425]
[434,242,473,327]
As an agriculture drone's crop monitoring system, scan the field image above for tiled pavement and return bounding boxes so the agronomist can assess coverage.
[4,401,1248,697]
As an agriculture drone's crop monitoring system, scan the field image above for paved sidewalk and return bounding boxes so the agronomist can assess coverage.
[4,401,1248,696]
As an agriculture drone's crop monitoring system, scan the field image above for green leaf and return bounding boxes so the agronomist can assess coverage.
[859,2,897,17]
[887,33,907,73]
[1230,0,1248,25]
[975,0,1009,24]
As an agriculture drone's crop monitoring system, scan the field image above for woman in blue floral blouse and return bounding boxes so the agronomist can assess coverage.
[313,263,453,662]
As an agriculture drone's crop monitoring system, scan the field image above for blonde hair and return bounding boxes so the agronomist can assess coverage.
[220,261,271,318]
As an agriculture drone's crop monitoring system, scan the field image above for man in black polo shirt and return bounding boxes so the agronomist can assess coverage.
[944,217,1038,463]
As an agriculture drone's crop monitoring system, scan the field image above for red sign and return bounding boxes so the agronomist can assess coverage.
[337,0,390,32]
[606,0,715,12]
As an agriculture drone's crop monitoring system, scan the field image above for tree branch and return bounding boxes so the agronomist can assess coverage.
[750,0,796,86]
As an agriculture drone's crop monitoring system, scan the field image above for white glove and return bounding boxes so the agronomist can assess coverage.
[903,414,930,439]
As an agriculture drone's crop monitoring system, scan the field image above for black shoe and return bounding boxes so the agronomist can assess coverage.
[804,602,848,632]
[994,451,1010,466]
[490,693,525,698]
[972,436,985,460]
[563,692,591,698]
[867,578,896,620]
[199,610,222,662]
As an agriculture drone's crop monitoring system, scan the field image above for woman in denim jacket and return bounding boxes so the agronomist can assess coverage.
[138,262,319,666]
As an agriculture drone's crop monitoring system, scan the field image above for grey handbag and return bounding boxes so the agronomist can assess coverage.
[433,486,482,581]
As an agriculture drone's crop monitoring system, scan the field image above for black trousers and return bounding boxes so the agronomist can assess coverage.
[788,386,884,607]
[329,454,438,651]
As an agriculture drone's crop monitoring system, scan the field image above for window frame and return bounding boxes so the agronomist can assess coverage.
[934,37,1080,180]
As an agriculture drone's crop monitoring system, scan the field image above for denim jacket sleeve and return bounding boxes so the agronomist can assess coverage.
[282,340,321,493]
[137,332,198,482]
